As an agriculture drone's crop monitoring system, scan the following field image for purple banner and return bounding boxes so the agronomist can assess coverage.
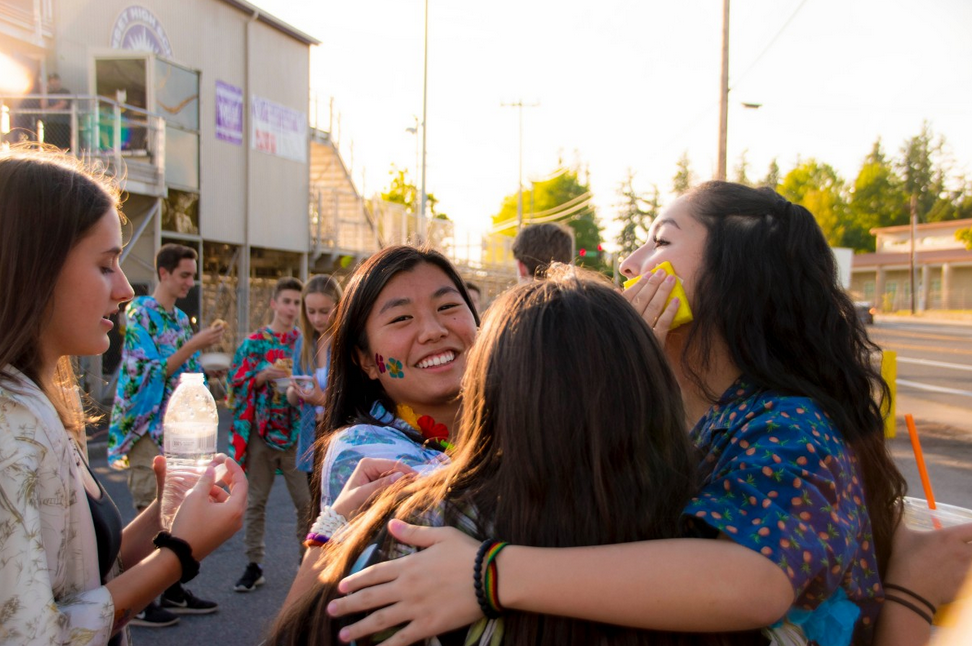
[215,80,243,146]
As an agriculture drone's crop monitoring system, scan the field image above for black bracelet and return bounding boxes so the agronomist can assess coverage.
[153,532,200,583]
[884,583,937,616]
[884,595,933,624]
[473,539,500,620]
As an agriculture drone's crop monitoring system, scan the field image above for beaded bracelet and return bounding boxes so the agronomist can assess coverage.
[473,539,501,619]
[304,505,349,547]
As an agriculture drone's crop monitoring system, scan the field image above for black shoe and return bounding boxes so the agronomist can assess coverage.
[161,583,219,614]
[130,601,180,628]
[233,562,265,592]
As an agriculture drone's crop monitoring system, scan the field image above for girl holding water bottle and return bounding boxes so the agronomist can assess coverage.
[0,147,247,645]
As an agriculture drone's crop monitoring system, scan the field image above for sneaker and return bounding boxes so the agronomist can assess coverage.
[161,583,219,614]
[130,601,180,628]
[233,562,265,592]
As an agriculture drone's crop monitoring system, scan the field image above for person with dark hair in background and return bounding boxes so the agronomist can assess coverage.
[108,242,224,626]
[0,147,245,646]
[230,277,311,593]
[327,182,969,646]
[464,281,482,315]
[511,222,572,282]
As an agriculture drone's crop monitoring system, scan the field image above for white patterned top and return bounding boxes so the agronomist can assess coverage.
[0,367,126,645]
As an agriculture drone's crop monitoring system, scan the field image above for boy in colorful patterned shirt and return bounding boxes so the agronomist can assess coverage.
[229,276,311,592]
[108,243,223,625]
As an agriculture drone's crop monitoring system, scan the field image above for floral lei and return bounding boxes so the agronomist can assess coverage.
[396,404,454,452]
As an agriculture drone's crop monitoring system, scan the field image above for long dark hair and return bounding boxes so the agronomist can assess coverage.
[0,147,121,435]
[270,269,739,646]
[680,180,905,574]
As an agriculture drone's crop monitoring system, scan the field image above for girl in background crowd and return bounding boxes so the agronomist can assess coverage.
[271,269,753,646]
[0,148,246,645]
[327,182,958,646]
[287,274,344,481]
[280,245,478,610]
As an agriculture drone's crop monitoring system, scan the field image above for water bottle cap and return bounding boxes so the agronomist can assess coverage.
[180,372,205,383]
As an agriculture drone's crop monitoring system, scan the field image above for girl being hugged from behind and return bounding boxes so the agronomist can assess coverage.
[0,148,246,645]
[282,246,478,608]
[286,274,343,482]
[330,182,926,646]
[271,269,748,646]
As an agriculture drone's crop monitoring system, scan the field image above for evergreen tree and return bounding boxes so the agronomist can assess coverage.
[672,151,694,196]
[615,170,659,257]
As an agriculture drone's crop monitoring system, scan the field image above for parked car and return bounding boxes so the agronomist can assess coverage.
[854,301,875,325]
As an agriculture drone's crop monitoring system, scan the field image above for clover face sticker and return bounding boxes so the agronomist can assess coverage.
[376,353,386,373]
[386,358,404,379]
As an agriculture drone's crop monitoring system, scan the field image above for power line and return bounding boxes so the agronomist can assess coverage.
[730,0,811,91]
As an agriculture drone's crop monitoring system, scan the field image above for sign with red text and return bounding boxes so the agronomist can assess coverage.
[250,95,306,163]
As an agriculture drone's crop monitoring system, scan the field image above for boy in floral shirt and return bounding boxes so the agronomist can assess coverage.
[108,243,223,625]
[229,277,311,592]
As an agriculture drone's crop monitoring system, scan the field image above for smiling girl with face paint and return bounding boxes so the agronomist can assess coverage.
[280,246,479,610]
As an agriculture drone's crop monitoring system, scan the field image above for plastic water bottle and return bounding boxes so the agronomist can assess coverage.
[160,372,218,530]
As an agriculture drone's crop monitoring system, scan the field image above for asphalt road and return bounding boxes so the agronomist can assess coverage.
[869,318,972,510]
[90,409,299,646]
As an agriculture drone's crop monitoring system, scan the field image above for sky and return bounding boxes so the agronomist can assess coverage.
[253,0,972,253]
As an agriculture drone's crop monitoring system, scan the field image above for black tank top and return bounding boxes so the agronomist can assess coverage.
[82,460,123,582]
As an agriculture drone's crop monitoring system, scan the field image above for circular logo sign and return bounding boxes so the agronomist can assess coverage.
[110,5,173,58]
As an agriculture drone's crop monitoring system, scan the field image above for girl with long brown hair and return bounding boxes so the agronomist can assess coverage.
[286,274,343,476]
[0,148,246,645]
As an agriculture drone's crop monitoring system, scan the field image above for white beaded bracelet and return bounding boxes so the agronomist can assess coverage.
[306,505,348,544]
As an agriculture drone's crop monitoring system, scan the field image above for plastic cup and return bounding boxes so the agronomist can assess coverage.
[901,496,972,626]
[901,496,972,531]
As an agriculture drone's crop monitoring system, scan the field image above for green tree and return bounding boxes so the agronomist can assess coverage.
[381,166,447,220]
[672,151,695,196]
[845,139,909,252]
[761,158,781,190]
[615,170,659,257]
[779,160,849,247]
[733,149,751,186]
[491,165,606,272]
[956,227,972,250]
[898,122,948,223]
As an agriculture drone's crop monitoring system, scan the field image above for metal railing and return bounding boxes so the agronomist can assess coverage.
[0,94,166,190]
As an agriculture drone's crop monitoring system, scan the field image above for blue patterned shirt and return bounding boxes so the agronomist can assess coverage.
[108,296,200,469]
[684,377,881,646]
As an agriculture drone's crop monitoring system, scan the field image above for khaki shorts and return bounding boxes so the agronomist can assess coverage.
[127,434,161,511]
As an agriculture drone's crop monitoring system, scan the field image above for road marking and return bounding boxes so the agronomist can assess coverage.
[879,341,972,356]
[873,329,971,343]
[898,357,972,373]
[897,379,972,398]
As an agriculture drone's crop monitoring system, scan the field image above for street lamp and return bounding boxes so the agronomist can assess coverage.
[418,0,429,242]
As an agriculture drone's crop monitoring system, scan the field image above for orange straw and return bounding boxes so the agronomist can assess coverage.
[904,414,943,529]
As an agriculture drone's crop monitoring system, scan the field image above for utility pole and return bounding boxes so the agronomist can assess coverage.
[419,0,429,242]
[909,193,918,314]
[501,100,539,231]
[717,0,730,180]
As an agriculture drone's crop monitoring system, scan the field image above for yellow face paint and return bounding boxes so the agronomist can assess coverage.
[623,260,693,330]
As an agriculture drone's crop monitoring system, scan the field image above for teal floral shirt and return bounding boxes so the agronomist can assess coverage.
[684,377,881,646]
[319,402,449,507]
[107,296,201,469]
